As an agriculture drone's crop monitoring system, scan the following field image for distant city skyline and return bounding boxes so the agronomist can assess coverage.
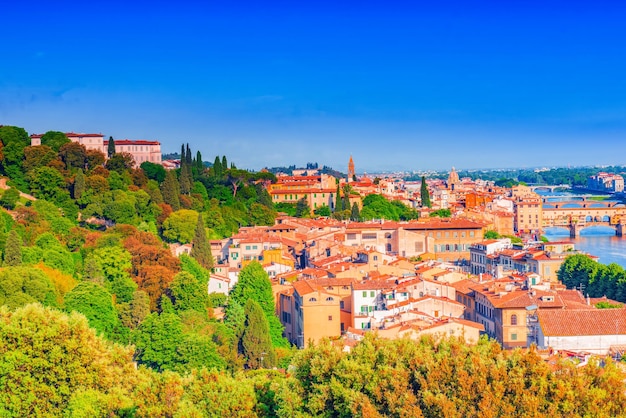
[2,2,626,172]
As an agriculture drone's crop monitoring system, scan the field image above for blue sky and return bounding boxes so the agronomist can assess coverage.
[2,1,626,172]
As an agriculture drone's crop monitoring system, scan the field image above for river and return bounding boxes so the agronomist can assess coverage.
[538,190,626,268]
[543,226,626,268]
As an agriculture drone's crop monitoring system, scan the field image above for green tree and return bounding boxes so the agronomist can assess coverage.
[107,136,116,158]
[230,261,288,348]
[133,312,184,371]
[169,271,209,313]
[3,230,22,266]
[195,150,203,172]
[161,169,181,211]
[242,299,276,369]
[40,131,70,152]
[295,197,311,218]
[64,282,123,341]
[0,266,57,309]
[430,208,451,218]
[59,142,87,171]
[314,204,331,217]
[105,152,135,173]
[484,230,500,239]
[350,202,360,221]
[335,183,342,212]
[0,187,20,210]
[213,156,222,177]
[191,213,214,269]
[140,161,167,183]
[420,176,431,208]
[162,209,199,243]
[73,169,86,200]
[23,145,57,172]
[0,304,139,417]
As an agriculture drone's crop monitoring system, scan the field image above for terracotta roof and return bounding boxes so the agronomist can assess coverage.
[353,279,395,291]
[104,139,160,145]
[538,309,626,336]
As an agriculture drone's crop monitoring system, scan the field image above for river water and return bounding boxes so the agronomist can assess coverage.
[538,190,626,268]
[543,226,626,268]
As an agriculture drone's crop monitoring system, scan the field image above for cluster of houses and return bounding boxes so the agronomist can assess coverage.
[27,135,626,357]
[204,215,626,357]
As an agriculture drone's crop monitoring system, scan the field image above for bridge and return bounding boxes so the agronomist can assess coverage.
[528,184,571,193]
[541,197,621,208]
[544,219,626,238]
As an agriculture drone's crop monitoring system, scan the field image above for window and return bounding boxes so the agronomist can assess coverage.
[328,315,333,321]
[360,306,368,313]
[362,291,367,297]
[245,246,251,250]
[470,231,475,237]
[373,255,378,261]
[370,291,375,297]
[511,314,518,325]
[511,333,517,341]
[326,297,334,302]
[340,301,344,309]
[445,232,450,238]
[309,297,317,302]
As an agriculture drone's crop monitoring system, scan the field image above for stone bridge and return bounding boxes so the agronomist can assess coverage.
[542,203,626,237]
[529,184,571,193]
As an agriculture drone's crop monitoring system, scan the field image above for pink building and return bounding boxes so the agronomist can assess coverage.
[30,132,162,165]
[30,132,105,152]
[104,139,162,164]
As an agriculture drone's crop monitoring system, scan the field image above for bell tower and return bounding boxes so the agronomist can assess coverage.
[348,156,355,182]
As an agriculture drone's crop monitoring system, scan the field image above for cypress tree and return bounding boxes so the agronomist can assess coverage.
[191,213,214,270]
[351,202,360,221]
[335,183,341,212]
[213,156,222,177]
[73,169,85,200]
[421,176,431,208]
[185,144,192,166]
[221,156,228,171]
[342,185,351,212]
[242,299,276,369]
[4,230,22,266]
[107,136,116,158]
[195,150,203,172]
[161,170,181,211]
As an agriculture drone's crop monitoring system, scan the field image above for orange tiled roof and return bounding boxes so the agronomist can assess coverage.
[538,309,626,336]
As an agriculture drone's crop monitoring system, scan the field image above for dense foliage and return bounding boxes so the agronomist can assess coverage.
[360,194,419,221]
[2,305,625,417]
[558,254,626,302]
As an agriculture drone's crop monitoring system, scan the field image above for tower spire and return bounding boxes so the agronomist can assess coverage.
[348,155,355,182]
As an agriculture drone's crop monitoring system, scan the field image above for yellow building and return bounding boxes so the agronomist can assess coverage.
[514,196,543,234]
[268,174,337,212]
[279,278,354,348]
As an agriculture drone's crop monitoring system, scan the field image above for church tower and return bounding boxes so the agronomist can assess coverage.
[348,156,355,182]
[448,166,460,190]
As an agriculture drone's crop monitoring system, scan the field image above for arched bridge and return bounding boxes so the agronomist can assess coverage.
[542,205,626,237]
[529,184,571,193]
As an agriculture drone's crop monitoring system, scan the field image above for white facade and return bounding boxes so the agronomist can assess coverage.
[537,332,626,355]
